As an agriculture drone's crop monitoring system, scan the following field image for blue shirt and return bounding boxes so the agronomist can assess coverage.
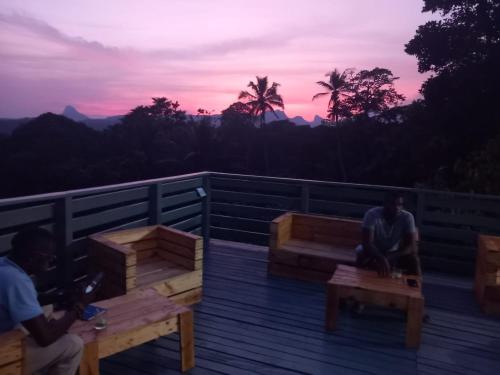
[0,257,43,333]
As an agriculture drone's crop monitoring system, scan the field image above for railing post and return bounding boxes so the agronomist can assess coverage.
[149,183,162,225]
[301,183,310,213]
[55,196,73,286]
[202,174,211,252]
[416,190,424,230]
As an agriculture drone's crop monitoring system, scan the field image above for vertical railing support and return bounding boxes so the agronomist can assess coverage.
[416,190,424,231]
[149,183,162,225]
[55,196,73,286]
[202,174,211,252]
[301,183,310,214]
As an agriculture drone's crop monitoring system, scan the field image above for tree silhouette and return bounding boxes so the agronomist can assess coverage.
[312,69,354,123]
[347,68,405,116]
[238,76,284,127]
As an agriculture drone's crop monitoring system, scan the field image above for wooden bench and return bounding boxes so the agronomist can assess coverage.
[0,330,24,375]
[89,225,203,305]
[268,212,360,282]
[475,235,500,316]
[72,288,194,374]
[325,265,424,348]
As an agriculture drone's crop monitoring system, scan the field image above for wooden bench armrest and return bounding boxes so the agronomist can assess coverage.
[88,235,135,256]
[0,329,25,367]
[157,226,202,248]
[479,234,500,252]
[270,213,293,250]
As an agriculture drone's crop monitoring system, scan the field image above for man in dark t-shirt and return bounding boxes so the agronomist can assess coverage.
[356,191,421,276]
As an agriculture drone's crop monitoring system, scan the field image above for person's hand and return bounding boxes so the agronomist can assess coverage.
[376,255,390,277]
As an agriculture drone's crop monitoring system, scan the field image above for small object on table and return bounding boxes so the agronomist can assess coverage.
[325,265,424,348]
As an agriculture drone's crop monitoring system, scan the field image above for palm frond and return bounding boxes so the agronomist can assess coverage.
[312,92,329,101]
[316,81,334,91]
[238,90,256,100]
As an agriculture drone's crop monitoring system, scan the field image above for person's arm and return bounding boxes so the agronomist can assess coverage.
[387,232,417,261]
[22,308,80,347]
[387,213,417,261]
[362,212,390,277]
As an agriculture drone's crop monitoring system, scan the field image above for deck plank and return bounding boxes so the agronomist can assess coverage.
[102,240,500,375]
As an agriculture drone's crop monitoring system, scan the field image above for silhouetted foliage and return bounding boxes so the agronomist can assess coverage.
[238,76,284,126]
[404,0,500,191]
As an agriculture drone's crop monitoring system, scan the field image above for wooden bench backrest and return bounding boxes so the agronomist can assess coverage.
[290,214,362,247]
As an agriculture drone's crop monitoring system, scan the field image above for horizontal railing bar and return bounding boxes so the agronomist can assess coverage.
[0,171,210,206]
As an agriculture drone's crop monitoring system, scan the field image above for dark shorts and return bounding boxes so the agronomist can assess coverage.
[355,245,422,276]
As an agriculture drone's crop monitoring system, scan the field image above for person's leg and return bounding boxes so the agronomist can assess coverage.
[24,334,84,375]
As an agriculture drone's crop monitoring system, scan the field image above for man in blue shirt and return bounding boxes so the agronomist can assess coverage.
[356,191,421,276]
[0,228,87,375]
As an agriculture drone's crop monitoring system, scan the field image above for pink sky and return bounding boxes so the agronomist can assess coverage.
[0,0,437,121]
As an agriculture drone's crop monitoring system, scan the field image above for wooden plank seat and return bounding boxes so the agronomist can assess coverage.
[268,212,360,282]
[0,330,24,375]
[89,225,203,305]
[72,288,195,374]
[325,265,424,348]
[475,235,500,316]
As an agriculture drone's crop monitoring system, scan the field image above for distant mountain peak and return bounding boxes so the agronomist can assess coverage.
[62,105,88,122]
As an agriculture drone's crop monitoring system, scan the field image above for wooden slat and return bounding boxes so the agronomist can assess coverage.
[0,361,22,375]
[424,193,500,215]
[211,177,301,196]
[101,218,150,234]
[0,203,54,230]
[171,215,202,232]
[211,190,300,210]
[161,178,203,195]
[99,317,178,358]
[156,249,201,271]
[99,226,157,244]
[211,202,287,221]
[161,203,202,224]
[309,199,373,219]
[179,310,195,371]
[420,225,477,244]
[157,226,202,249]
[423,210,500,231]
[73,187,149,213]
[121,239,157,252]
[0,330,24,367]
[158,239,203,260]
[73,202,149,232]
[210,226,269,246]
[210,214,269,233]
[153,270,203,297]
[161,191,200,210]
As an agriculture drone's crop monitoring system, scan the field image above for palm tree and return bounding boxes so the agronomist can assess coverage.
[312,69,353,124]
[312,69,353,182]
[238,76,284,127]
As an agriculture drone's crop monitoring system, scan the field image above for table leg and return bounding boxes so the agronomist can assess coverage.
[406,297,424,348]
[79,342,99,375]
[325,284,340,331]
[178,310,195,372]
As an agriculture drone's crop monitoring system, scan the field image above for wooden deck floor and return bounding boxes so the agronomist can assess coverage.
[101,240,500,375]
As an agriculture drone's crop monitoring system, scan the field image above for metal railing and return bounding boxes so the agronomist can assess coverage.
[2,171,500,293]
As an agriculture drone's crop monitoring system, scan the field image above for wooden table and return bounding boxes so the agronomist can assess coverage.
[325,265,424,348]
[70,288,195,374]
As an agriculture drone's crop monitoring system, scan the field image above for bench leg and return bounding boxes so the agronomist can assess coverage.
[179,310,195,372]
[79,342,99,375]
[325,284,340,331]
[406,297,424,348]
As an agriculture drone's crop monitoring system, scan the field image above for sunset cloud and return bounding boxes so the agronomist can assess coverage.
[0,1,436,119]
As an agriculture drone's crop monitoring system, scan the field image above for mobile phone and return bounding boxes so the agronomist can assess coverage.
[82,304,107,321]
[407,279,418,288]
